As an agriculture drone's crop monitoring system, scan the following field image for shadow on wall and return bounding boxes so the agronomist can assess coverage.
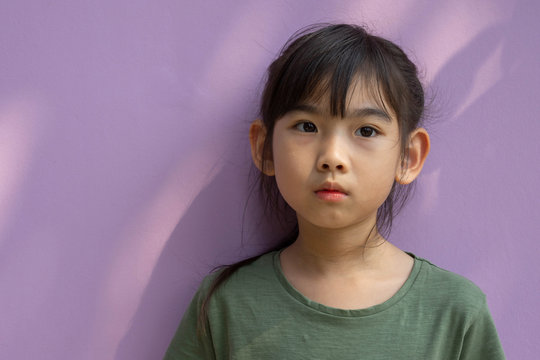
[114,162,290,359]
[413,2,529,269]
[400,18,511,256]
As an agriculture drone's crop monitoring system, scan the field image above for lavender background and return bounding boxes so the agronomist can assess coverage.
[1,0,539,359]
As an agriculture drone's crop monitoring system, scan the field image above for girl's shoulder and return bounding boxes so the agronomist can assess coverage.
[199,251,279,296]
[412,254,484,292]
[409,253,489,316]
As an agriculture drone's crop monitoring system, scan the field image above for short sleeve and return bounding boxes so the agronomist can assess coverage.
[163,281,216,360]
[459,299,505,360]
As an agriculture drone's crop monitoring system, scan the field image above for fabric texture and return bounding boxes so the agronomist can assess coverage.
[164,251,505,359]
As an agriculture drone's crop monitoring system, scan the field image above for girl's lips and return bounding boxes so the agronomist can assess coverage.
[315,189,347,201]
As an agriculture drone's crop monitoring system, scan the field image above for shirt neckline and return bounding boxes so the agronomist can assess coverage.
[272,250,423,317]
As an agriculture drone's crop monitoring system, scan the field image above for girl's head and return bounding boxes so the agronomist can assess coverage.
[250,23,430,240]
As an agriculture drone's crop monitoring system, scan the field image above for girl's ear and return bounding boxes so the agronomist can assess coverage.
[396,128,430,184]
[249,119,275,176]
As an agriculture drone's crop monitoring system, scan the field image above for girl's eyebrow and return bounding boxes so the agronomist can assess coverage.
[290,104,391,122]
[347,108,392,122]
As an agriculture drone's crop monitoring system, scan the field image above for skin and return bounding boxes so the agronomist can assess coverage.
[249,82,430,310]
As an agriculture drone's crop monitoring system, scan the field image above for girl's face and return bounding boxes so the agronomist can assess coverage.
[271,83,403,232]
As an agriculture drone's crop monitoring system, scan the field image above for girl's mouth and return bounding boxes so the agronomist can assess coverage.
[315,189,347,201]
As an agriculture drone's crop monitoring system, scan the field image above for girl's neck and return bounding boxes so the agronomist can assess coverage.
[283,215,394,277]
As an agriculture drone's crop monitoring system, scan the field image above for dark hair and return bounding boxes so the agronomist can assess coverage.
[197,23,426,334]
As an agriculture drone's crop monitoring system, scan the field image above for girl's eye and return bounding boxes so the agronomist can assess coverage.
[355,126,378,137]
[295,121,318,133]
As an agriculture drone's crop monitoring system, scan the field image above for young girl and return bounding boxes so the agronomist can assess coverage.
[165,24,505,359]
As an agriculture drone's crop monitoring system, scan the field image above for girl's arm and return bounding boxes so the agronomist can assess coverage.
[459,299,505,360]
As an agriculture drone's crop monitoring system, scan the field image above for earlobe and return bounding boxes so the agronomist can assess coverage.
[396,128,430,184]
[249,119,275,176]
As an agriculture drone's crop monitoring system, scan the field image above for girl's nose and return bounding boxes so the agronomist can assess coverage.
[316,138,348,173]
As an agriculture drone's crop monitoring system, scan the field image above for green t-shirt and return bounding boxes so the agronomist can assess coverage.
[164,251,505,359]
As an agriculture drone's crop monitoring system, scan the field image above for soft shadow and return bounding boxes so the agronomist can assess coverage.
[114,161,287,359]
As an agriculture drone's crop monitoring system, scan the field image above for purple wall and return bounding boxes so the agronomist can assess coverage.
[1,0,538,359]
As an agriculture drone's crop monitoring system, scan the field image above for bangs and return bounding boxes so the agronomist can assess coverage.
[263,25,401,122]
